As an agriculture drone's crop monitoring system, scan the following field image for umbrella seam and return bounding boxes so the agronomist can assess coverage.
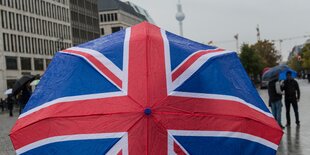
[153,111,283,132]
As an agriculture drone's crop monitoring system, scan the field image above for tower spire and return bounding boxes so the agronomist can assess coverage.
[176,0,185,36]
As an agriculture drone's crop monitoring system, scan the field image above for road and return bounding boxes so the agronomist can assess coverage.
[0,79,310,155]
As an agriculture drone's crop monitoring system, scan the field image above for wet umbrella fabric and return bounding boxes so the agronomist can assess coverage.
[279,69,297,80]
[12,75,35,96]
[10,22,283,155]
[30,79,40,86]
[4,88,12,95]
[262,65,293,81]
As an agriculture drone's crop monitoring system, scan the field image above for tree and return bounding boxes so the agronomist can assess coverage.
[288,56,302,72]
[239,44,263,82]
[252,40,282,68]
[301,43,310,69]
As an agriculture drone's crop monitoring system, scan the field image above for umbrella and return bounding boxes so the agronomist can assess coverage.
[12,75,35,96]
[279,69,297,80]
[10,22,282,155]
[30,79,40,86]
[4,88,12,95]
[262,67,270,74]
[262,65,292,81]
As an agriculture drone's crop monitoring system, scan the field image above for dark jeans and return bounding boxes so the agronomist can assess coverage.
[0,104,4,112]
[19,103,26,114]
[8,106,13,117]
[285,98,300,125]
[9,109,13,116]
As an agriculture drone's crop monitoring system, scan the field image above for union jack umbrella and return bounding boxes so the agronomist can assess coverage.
[10,22,283,155]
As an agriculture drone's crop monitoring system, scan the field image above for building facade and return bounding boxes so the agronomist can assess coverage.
[0,0,72,97]
[69,0,100,46]
[124,1,154,24]
[288,39,310,61]
[98,0,152,36]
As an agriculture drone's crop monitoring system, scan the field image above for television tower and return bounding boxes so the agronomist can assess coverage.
[176,0,185,36]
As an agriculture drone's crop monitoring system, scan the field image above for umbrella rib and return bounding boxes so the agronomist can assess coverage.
[127,95,144,109]
[12,111,141,134]
[153,111,282,131]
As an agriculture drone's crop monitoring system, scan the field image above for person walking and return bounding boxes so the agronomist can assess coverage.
[282,71,300,127]
[7,95,14,117]
[307,70,310,83]
[268,77,284,128]
[0,98,4,112]
[19,83,32,114]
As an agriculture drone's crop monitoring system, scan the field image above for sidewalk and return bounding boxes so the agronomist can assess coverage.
[258,79,310,155]
[0,110,18,155]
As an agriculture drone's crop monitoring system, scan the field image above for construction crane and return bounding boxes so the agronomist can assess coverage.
[271,34,310,53]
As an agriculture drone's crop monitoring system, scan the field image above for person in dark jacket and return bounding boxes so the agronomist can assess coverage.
[7,95,14,117]
[0,98,4,112]
[268,77,284,128]
[282,71,300,127]
[19,83,32,114]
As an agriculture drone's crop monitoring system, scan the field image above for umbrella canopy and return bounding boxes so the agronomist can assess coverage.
[262,65,296,81]
[262,67,270,75]
[12,75,35,96]
[4,88,12,95]
[279,69,297,80]
[10,22,282,155]
[30,79,40,86]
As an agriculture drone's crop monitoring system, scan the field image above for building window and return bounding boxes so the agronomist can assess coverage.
[34,58,44,70]
[7,79,17,89]
[38,39,42,54]
[111,13,114,21]
[100,28,104,35]
[5,56,18,70]
[79,13,85,24]
[25,37,29,53]
[107,14,110,21]
[111,26,122,33]
[80,30,86,39]
[21,57,32,70]
[3,33,8,51]
[78,0,84,7]
[100,14,103,22]
[86,16,92,25]
[11,34,17,52]
[46,59,52,67]
[114,13,118,21]
[18,35,24,53]
[8,0,13,7]
[1,10,8,28]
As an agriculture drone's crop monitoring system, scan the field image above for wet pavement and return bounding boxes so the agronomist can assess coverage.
[0,79,309,155]
[0,109,18,155]
[258,79,310,155]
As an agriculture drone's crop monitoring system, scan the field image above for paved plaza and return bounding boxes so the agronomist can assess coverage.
[0,109,18,155]
[1,79,310,155]
[258,79,310,155]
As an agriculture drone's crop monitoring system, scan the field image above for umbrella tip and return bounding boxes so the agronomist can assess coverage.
[144,108,152,115]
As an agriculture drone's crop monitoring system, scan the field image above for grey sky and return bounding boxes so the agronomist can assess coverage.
[126,0,310,61]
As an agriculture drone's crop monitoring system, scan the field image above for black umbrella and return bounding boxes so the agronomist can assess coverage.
[12,75,35,96]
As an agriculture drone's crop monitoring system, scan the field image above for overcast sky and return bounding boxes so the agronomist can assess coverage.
[126,0,310,61]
